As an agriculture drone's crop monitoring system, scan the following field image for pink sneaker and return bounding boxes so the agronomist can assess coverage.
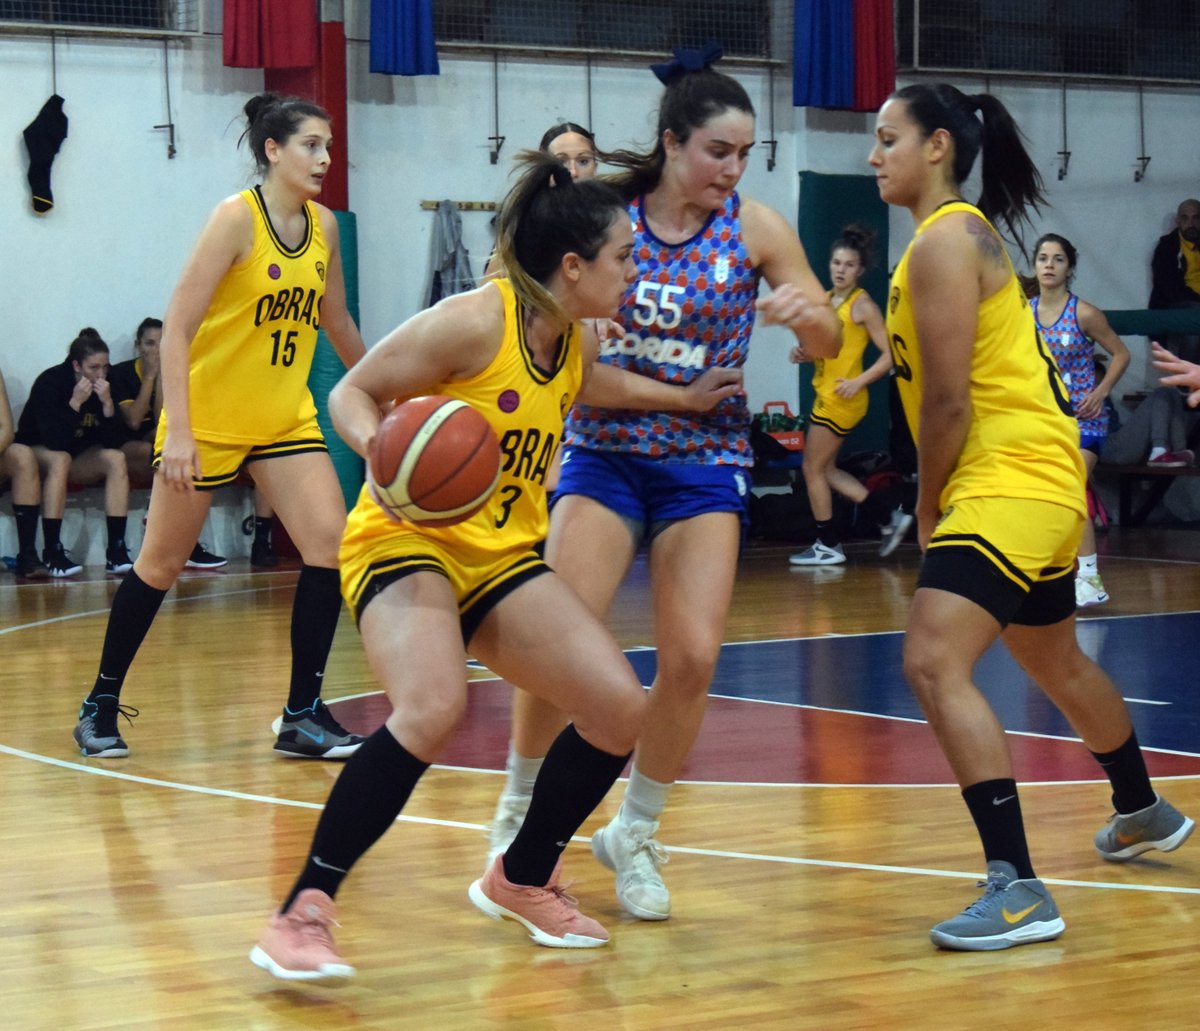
[468,855,609,948]
[249,889,355,980]
[1148,450,1194,468]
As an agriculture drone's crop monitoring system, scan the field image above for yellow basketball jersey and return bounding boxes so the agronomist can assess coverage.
[887,202,1085,513]
[813,287,870,398]
[165,187,329,445]
[342,277,583,565]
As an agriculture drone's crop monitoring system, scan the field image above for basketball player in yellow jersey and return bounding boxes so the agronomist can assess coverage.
[872,83,1192,953]
[790,224,892,566]
[73,93,368,762]
[250,153,742,980]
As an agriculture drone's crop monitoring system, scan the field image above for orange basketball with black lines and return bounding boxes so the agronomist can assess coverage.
[368,396,501,527]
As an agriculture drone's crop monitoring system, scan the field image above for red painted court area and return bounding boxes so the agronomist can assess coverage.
[331,680,1200,786]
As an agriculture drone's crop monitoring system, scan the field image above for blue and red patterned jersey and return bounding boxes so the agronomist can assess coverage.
[1032,293,1108,437]
[565,191,761,465]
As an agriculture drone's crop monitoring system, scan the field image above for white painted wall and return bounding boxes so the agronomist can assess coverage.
[2,12,1199,559]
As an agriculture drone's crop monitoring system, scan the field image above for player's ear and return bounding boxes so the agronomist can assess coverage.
[561,251,583,283]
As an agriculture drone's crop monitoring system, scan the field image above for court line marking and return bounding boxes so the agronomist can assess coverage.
[2,741,1194,897]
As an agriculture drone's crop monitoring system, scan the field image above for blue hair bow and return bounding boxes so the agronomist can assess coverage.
[650,42,724,87]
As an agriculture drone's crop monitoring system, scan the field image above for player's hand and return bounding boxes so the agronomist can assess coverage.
[70,375,94,409]
[589,318,626,345]
[757,284,829,336]
[682,367,745,411]
[92,376,113,406]
[158,428,200,492]
[1151,340,1200,408]
[787,344,810,365]
[1076,388,1104,421]
[834,377,862,400]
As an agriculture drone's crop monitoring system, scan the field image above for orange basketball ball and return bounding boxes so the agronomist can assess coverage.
[368,396,502,526]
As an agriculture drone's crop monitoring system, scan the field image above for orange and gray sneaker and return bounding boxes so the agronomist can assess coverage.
[1094,795,1194,861]
[250,889,355,981]
[469,855,609,948]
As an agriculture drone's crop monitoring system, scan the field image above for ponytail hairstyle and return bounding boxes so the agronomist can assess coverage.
[67,327,108,366]
[892,83,1046,248]
[240,92,331,176]
[1032,232,1078,285]
[605,43,754,200]
[831,223,877,271]
[134,316,162,344]
[493,151,628,326]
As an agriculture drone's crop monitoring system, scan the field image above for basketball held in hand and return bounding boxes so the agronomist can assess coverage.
[368,396,502,526]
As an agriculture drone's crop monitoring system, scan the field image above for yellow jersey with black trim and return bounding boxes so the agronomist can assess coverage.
[813,287,870,400]
[342,277,583,564]
[166,186,329,445]
[887,201,1085,514]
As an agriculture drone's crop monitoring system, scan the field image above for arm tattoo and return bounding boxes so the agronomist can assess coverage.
[965,216,1005,267]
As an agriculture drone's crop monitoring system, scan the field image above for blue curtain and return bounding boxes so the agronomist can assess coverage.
[370,0,439,76]
[793,0,855,108]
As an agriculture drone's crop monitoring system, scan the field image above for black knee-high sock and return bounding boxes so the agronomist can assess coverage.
[962,779,1035,880]
[87,570,169,702]
[281,725,429,911]
[106,515,128,548]
[1091,730,1157,815]
[13,504,39,555]
[502,724,631,887]
[42,517,63,552]
[255,515,274,546]
[286,565,342,713]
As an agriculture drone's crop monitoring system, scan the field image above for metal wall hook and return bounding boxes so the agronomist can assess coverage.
[488,53,504,165]
[1056,81,1070,181]
[1134,85,1150,182]
[153,41,176,159]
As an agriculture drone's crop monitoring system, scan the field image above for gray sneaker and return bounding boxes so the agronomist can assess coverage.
[789,542,846,566]
[273,700,365,759]
[930,861,1065,951]
[1094,795,1195,861]
[879,510,914,557]
[487,789,532,867]
[591,816,671,920]
[73,694,138,758]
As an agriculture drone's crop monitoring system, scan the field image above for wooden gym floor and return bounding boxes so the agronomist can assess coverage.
[2,525,1197,1030]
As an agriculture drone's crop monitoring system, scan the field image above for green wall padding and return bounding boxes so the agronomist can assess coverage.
[308,209,365,511]
[1102,309,1200,336]
[795,171,890,456]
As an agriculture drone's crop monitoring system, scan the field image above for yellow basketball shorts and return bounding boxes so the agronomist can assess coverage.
[918,495,1084,627]
[152,414,326,490]
[340,527,549,644]
[808,391,867,437]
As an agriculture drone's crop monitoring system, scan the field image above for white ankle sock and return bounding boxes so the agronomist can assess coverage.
[1149,445,1167,461]
[1078,554,1098,577]
[619,767,672,826]
[504,743,543,797]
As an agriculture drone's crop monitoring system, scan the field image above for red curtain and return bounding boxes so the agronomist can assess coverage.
[224,0,318,70]
[853,0,895,113]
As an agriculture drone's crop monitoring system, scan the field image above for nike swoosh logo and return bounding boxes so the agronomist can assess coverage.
[1002,902,1042,924]
[312,855,348,873]
[1115,832,1140,846]
[99,674,118,681]
[993,795,1017,806]
[297,726,326,745]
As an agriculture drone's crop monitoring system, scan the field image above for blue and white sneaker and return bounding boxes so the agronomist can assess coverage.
[930,861,1064,951]
[273,700,365,759]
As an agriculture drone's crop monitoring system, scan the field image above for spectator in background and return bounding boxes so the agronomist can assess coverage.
[1149,199,1200,362]
[110,316,227,569]
[1,367,49,578]
[13,328,134,577]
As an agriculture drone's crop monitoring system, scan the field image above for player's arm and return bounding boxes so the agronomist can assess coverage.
[837,294,894,398]
[157,195,253,489]
[577,324,744,411]
[1076,299,1130,420]
[908,215,981,546]
[330,286,504,459]
[744,200,842,358]
[316,206,367,369]
[0,370,14,453]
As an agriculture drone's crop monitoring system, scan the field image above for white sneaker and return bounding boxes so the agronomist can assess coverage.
[487,789,532,867]
[1075,574,1109,608]
[590,816,670,920]
[789,541,846,566]
[879,510,914,557]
